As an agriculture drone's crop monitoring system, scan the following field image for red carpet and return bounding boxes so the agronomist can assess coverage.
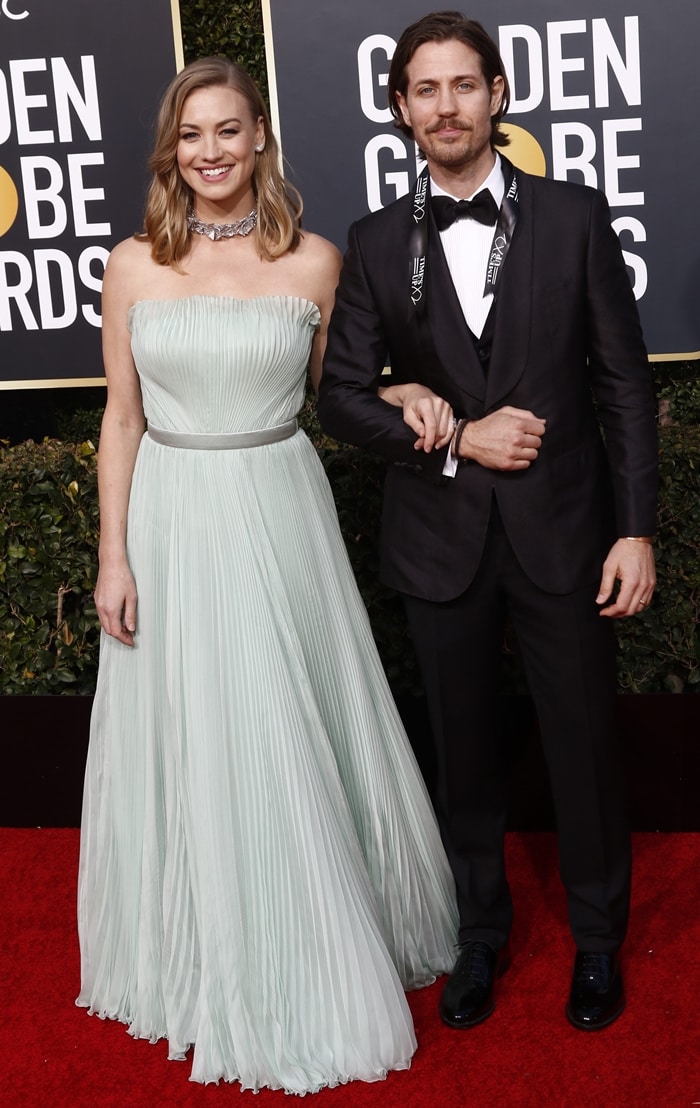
[2,830,699,1107]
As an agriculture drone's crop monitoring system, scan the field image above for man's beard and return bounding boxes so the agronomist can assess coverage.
[421,127,490,170]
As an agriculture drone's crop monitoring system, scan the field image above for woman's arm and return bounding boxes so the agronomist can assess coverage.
[93,242,146,646]
[378,382,454,452]
[305,235,342,394]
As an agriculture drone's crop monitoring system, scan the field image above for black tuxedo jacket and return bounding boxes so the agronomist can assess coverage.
[318,165,658,602]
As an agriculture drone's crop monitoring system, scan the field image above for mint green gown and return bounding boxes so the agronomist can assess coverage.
[76,296,457,1094]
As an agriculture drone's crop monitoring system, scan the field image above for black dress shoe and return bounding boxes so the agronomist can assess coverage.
[566,951,625,1030]
[439,941,510,1029]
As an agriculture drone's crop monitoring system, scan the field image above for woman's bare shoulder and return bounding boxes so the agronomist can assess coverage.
[105,234,152,274]
[296,231,342,279]
[299,230,341,262]
[103,236,169,306]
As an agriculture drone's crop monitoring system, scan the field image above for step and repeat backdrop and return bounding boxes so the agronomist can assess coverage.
[264,0,699,360]
[0,0,182,387]
[2,2,697,386]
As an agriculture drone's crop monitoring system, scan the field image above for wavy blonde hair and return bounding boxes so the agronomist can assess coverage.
[142,57,302,267]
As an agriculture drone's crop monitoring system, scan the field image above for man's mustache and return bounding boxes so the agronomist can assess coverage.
[425,120,472,134]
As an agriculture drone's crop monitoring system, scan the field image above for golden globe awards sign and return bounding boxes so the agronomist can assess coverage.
[264,1,699,360]
[0,0,182,388]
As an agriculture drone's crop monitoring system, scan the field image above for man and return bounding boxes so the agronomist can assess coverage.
[318,11,657,1032]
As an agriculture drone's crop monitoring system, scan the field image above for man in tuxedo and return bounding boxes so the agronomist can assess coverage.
[318,11,657,1031]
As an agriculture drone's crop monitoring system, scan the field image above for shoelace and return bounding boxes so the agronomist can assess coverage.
[458,944,492,987]
[579,953,611,986]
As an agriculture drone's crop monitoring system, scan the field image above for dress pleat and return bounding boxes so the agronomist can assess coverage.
[77,296,457,1093]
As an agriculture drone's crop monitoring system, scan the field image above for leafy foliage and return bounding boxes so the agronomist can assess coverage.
[1,4,697,695]
[616,375,700,692]
[0,440,100,693]
[180,0,267,94]
[303,376,700,696]
[54,405,105,446]
[2,377,698,696]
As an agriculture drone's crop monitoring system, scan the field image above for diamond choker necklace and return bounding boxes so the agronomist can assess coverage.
[186,208,257,240]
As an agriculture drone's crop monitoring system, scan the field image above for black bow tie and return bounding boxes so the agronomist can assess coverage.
[432,189,499,230]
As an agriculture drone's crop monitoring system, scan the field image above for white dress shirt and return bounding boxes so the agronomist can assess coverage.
[431,153,505,339]
[433,154,505,476]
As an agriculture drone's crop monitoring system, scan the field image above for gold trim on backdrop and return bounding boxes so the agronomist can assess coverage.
[261,0,283,158]
[171,0,184,70]
[649,351,700,362]
[0,378,106,391]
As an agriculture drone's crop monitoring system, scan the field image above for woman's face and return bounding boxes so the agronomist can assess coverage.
[176,84,264,219]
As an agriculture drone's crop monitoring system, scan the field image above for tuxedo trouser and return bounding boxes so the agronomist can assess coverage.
[402,504,631,953]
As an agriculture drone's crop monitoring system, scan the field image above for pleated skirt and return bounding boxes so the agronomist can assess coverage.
[77,428,457,1093]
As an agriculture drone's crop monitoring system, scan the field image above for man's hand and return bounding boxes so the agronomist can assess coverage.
[378,383,454,452]
[458,406,546,469]
[597,539,656,618]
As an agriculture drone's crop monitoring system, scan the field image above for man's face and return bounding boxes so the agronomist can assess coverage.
[395,39,504,178]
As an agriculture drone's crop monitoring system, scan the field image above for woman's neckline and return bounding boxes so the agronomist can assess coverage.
[128,293,320,313]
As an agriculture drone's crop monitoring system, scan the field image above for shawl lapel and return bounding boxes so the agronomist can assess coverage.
[484,169,535,409]
[418,165,536,411]
[423,205,486,405]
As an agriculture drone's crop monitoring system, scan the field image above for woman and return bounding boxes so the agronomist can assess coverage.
[76,57,457,1094]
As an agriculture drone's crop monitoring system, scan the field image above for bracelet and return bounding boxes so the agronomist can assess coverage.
[451,418,470,461]
[623,536,654,544]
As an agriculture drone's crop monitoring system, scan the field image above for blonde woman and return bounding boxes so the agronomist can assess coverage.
[76,58,457,1094]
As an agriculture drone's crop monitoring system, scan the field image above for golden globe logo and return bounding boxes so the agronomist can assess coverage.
[357,17,647,300]
[0,54,110,331]
[499,125,546,178]
[0,165,19,234]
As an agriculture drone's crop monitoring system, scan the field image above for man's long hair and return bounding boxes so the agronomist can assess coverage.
[141,57,302,268]
[387,11,511,148]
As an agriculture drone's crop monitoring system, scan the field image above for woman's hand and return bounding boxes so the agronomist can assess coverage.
[94,561,138,646]
[378,383,454,452]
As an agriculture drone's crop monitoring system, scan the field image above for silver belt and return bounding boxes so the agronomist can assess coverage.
[146,418,298,450]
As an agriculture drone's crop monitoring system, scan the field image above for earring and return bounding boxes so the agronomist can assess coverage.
[255,144,264,152]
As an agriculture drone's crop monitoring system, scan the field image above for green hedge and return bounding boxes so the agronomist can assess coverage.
[180,1,266,86]
[615,374,700,692]
[1,2,697,695]
[0,439,100,693]
[2,380,698,695]
[315,396,700,698]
